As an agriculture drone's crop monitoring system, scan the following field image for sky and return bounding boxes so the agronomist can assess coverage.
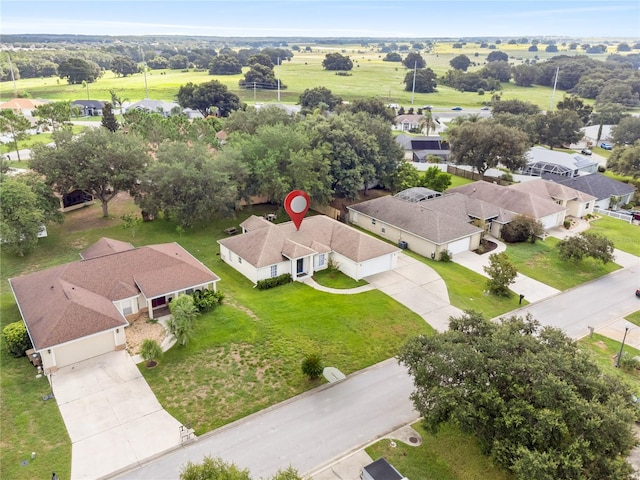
[1,0,639,39]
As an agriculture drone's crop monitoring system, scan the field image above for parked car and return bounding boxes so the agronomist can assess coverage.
[422,105,433,110]
[635,289,640,298]
[600,142,612,150]
[452,106,463,111]
[480,106,490,110]
[581,148,592,155]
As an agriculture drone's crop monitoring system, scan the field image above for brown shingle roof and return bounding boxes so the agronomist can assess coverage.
[9,240,219,349]
[218,215,398,268]
[448,181,566,219]
[348,195,483,244]
[80,237,134,260]
[509,178,596,203]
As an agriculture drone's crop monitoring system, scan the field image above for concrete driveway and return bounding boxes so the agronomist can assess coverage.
[51,350,184,480]
[365,253,462,332]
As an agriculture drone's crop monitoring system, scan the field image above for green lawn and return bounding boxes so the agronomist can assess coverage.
[505,237,621,290]
[625,310,640,328]
[578,333,640,396]
[312,267,368,289]
[587,215,640,257]
[366,422,513,480]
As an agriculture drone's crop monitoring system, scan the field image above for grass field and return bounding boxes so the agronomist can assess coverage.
[586,215,640,256]
[0,41,602,110]
[626,310,640,328]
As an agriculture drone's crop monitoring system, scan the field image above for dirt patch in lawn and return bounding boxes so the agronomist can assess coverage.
[125,312,168,355]
[62,192,139,233]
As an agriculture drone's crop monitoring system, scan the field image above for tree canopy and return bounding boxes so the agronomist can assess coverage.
[298,86,342,111]
[30,128,149,217]
[606,140,640,178]
[0,173,63,256]
[611,116,640,145]
[403,52,426,69]
[557,232,615,263]
[177,80,242,117]
[533,110,583,149]
[398,311,639,480]
[110,55,138,76]
[58,57,101,84]
[208,54,242,75]
[0,110,32,161]
[32,101,76,132]
[446,119,530,175]
[135,141,237,228]
[449,54,471,71]
[322,52,353,71]
[403,68,438,93]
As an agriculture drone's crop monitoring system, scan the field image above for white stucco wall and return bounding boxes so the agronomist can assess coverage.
[41,329,123,373]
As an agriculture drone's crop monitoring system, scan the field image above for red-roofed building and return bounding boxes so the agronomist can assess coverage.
[9,238,219,373]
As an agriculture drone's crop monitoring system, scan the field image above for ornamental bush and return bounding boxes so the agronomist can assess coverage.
[2,321,31,357]
[301,353,324,380]
[256,273,292,290]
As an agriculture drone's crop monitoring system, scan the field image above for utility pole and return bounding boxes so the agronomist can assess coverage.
[139,45,149,99]
[7,52,17,97]
[411,61,417,105]
[277,57,281,102]
[549,66,559,111]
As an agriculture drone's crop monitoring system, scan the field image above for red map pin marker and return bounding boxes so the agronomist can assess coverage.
[284,190,310,230]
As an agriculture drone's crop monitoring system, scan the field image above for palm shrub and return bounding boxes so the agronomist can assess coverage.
[301,353,324,380]
[168,294,200,346]
[140,339,163,368]
[192,289,224,312]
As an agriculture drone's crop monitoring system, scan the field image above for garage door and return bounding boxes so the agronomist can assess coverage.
[53,332,115,368]
[447,237,471,256]
[359,254,395,278]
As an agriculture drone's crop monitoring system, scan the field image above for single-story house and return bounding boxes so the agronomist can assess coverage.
[393,114,423,132]
[0,98,46,116]
[542,172,636,209]
[448,180,567,230]
[582,124,613,146]
[509,178,596,218]
[394,134,450,162]
[348,193,486,259]
[9,238,219,373]
[125,99,182,118]
[522,146,599,178]
[218,215,399,283]
[71,100,105,116]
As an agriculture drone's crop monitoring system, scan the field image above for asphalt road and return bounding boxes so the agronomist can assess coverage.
[112,359,418,480]
[516,257,639,339]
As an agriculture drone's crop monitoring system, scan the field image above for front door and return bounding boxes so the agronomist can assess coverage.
[296,258,304,274]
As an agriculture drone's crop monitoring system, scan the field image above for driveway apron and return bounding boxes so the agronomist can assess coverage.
[51,350,183,480]
[364,253,462,332]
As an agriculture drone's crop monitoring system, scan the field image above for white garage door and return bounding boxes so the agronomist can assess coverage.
[359,254,395,278]
[447,237,471,256]
[54,332,115,368]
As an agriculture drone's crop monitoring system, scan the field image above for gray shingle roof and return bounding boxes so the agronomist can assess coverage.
[509,178,596,203]
[541,172,636,201]
[218,215,398,268]
[348,195,482,244]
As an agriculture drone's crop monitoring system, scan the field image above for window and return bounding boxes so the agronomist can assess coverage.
[318,254,326,266]
[238,257,242,264]
[381,227,386,233]
[585,203,590,209]
[122,299,133,316]
[186,288,194,295]
[372,219,376,225]
[270,265,277,277]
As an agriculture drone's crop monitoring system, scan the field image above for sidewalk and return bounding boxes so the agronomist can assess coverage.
[592,316,640,351]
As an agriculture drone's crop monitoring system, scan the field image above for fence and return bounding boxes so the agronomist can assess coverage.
[594,208,633,223]
[446,165,511,186]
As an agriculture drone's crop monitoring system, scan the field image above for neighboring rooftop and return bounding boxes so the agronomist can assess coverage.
[542,172,636,201]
